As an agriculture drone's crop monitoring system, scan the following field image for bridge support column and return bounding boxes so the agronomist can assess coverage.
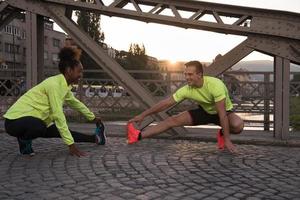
[25,12,44,90]
[274,56,290,139]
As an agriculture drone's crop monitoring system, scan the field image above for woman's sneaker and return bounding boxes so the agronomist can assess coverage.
[95,121,106,145]
[17,138,35,156]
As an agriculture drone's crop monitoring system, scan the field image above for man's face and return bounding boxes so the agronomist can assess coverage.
[67,63,83,84]
[184,66,202,86]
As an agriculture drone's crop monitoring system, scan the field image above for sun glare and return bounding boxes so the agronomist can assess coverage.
[169,60,177,65]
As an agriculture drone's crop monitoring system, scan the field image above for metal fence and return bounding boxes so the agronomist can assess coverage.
[1,69,300,130]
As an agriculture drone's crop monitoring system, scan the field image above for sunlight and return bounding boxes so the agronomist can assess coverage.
[169,60,178,65]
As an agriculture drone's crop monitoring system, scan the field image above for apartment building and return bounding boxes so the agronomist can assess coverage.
[0,18,66,77]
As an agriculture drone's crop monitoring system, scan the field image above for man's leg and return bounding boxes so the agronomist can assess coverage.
[141,111,193,139]
[227,113,244,134]
[45,124,95,143]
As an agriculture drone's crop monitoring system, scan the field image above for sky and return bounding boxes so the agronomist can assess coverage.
[55,0,300,62]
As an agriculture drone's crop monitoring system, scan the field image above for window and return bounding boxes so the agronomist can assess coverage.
[5,25,21,36]
[44,51,48,60]
[5,25,12,34]
[15,45,20,54]
[0,63,8,70]
[13,27,20,37]
[52,53,59,62]
[44,36,48,44]
[53,38,60,47]
[4,43,20,54]
[5,43,12,53]
[44,22,53,30]
[21,31,26,39]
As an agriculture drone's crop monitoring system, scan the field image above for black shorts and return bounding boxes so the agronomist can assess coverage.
[188,106,233,126]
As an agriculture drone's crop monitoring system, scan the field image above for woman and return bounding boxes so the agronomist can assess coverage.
[3,47,105,157]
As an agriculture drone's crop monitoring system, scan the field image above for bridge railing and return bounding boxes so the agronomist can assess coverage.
[1,69,300,130]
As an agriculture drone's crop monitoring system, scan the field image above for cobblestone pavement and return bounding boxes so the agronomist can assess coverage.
[0,134,300,200]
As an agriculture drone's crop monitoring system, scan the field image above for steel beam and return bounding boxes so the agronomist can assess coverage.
[0,2,21,31]
[205,39,254,76]
[25,12,36,89]
[45,4,186,136]
[0,1,8,13]
[6,0,51,17]
[37,15,44,83]
[0,8,17,31]
[274,56,290,140]
[282,58,290,140]
[247,36,300,65]
[36,0,300,40]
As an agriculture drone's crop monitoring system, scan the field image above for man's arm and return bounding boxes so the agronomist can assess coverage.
[129,96,177,124]
[215,99,237,153]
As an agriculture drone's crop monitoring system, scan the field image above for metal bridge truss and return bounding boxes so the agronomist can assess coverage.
[1,0,300,139]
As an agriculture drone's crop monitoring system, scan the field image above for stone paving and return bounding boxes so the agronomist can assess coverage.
[0,133,300,200]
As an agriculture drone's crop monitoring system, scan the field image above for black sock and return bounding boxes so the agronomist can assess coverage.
[138,132,142,140]
[220,129,224,136]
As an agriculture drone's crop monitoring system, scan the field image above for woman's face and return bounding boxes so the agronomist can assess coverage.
[66,63,83,84]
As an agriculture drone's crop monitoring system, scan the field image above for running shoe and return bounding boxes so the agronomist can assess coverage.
[127,122,141,144]
[17,137,35,156]
[217,129,225,150]
[95,121,106,145]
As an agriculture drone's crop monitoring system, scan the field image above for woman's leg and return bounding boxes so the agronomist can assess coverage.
[45,124,95,143]
[4,117,47,155]
[4,117,47,140]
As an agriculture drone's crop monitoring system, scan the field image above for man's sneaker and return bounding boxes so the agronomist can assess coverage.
[127,122,141,144]
[217,129,225,150]
[95,121,106,145]
[17,138,35,156]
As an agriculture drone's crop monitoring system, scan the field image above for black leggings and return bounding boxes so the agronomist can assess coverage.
[4,116,94,143]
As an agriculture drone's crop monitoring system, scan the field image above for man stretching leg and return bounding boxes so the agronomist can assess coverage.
[127,61,243,153]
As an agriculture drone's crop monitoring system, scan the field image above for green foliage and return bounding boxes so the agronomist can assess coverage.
[116,43,159,71]
[290,96,300,131]
[75,0,105,44]
[75,1,106,78]
[117,43,148,70]
[115,43,165,94]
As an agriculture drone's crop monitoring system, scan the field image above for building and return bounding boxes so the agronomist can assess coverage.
[0,17,66,78]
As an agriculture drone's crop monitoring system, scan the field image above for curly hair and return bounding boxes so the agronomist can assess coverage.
[58,47,82,73]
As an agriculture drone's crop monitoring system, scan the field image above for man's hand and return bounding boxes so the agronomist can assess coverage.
[128,114,145,126]
[224,140,238,154]
[68,144,87,157]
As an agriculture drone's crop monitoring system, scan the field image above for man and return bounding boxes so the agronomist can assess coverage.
[3,47,106,156]
[127,61,243,153]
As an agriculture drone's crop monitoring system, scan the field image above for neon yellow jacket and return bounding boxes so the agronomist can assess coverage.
[3,74,95,145]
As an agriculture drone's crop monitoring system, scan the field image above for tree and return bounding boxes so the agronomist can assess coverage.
[76,0,105,44]
[125,43,148,70]
[75,1,105,78]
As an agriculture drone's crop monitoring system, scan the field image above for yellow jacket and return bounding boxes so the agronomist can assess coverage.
[3,74,95,145]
